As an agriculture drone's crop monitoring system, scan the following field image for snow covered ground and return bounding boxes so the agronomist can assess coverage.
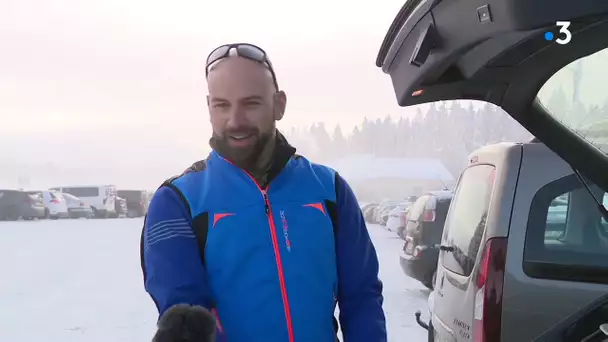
[0,219,430,341]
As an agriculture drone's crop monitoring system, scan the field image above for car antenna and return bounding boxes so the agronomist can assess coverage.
[570,166,608,222]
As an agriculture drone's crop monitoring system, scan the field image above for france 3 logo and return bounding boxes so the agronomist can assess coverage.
[544,21,572,45]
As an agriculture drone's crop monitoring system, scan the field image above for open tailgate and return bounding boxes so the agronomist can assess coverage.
[376,0,608,189]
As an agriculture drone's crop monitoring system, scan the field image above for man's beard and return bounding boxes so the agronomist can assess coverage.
[210,128,273,170]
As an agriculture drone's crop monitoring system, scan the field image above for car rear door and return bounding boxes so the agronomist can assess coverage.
[432,164,499,341]
[403,195,430,253]
[376,0,608,190]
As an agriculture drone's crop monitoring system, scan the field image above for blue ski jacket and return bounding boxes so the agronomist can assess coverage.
[141,138,386,342]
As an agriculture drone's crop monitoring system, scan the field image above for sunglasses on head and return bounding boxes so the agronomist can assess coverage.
[205,43,279,90]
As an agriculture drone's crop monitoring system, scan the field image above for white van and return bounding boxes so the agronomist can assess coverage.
[49,185,116,218]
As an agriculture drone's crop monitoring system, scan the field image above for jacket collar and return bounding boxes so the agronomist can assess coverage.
[209,130,296,187]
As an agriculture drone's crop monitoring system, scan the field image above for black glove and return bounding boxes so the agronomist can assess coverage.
[152,304,217,342]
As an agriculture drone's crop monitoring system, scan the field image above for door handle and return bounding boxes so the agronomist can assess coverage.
[437,245,454,252]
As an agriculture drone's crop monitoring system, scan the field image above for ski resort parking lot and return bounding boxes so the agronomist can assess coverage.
[0,219,429,341]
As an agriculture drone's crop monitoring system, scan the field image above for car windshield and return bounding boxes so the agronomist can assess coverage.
[537,47,608,154]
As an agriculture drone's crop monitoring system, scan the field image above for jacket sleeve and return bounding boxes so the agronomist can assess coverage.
[142,185,213,317]
[334,174,387,342]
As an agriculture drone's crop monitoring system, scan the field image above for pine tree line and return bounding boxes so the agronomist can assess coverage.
[285,102,533,177]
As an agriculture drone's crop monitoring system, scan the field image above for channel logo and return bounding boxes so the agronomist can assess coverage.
[544,21,572,45]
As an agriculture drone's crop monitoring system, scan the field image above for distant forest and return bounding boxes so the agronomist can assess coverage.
[285,102,533,178]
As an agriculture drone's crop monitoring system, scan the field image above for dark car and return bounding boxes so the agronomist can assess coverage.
[399,191,452,289]
[117,190,149,217]
[0,189,46,221]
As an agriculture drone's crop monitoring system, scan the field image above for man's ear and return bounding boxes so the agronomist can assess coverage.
[274,90,287,121]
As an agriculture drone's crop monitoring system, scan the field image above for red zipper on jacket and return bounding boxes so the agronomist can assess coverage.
[242,172,295,342]
[260,185,295,342]
[218,156,295,341]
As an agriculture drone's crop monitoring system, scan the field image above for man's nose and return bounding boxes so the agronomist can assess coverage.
[226,105,249,126]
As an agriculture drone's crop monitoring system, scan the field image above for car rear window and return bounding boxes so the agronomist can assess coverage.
[407,195,430,221]
[440,164,496,277]
[63,187,99,197]
[49,192,62,200]
[524,175,608,283]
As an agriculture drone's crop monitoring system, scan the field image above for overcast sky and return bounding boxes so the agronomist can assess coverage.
[0,0,425,188]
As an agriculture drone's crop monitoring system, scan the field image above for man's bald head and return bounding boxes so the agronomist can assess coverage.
[207,54,277,96]
[206,52,287,169]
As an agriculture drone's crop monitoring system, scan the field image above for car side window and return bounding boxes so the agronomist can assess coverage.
[545,193,569,239]
[440,164,496,277]
[524,175,608,283]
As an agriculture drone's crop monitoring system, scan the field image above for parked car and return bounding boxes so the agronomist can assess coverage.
[110,196,127,218]
[61,193,93,219]
[117,190,150,217]
[26,190,69,219]
[379,205,397,226]
[363,203,379,223]
[373,200,400,225]
[396,206,410,239]
[386,202,410,233]
[50,185,117,218]
[399,191,452,289]
[0,189,46,220]
[376,0,608,340]
[432,142,607,341]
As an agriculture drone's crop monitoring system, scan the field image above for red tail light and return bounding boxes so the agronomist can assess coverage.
[80,202,85,207]
[50,199,60,204]
[413,246,425,257]
[473,237,507,342]
[422,209,436,222]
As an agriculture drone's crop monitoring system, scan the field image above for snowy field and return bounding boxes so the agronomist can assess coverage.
[0,219,429,341]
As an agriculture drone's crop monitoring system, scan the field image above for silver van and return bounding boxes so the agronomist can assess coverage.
[429,142,608,341]
[376,0,608,340]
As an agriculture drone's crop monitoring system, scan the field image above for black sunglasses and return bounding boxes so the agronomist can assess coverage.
[205,43,279,90]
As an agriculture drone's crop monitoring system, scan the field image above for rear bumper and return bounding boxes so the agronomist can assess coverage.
[22,207,46,218]
[49,210,70,218]
[68,208,92,218]
[399,251,438,283]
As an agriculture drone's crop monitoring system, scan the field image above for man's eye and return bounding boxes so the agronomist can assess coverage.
[213,103,229,108]
[245,101,260,106]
